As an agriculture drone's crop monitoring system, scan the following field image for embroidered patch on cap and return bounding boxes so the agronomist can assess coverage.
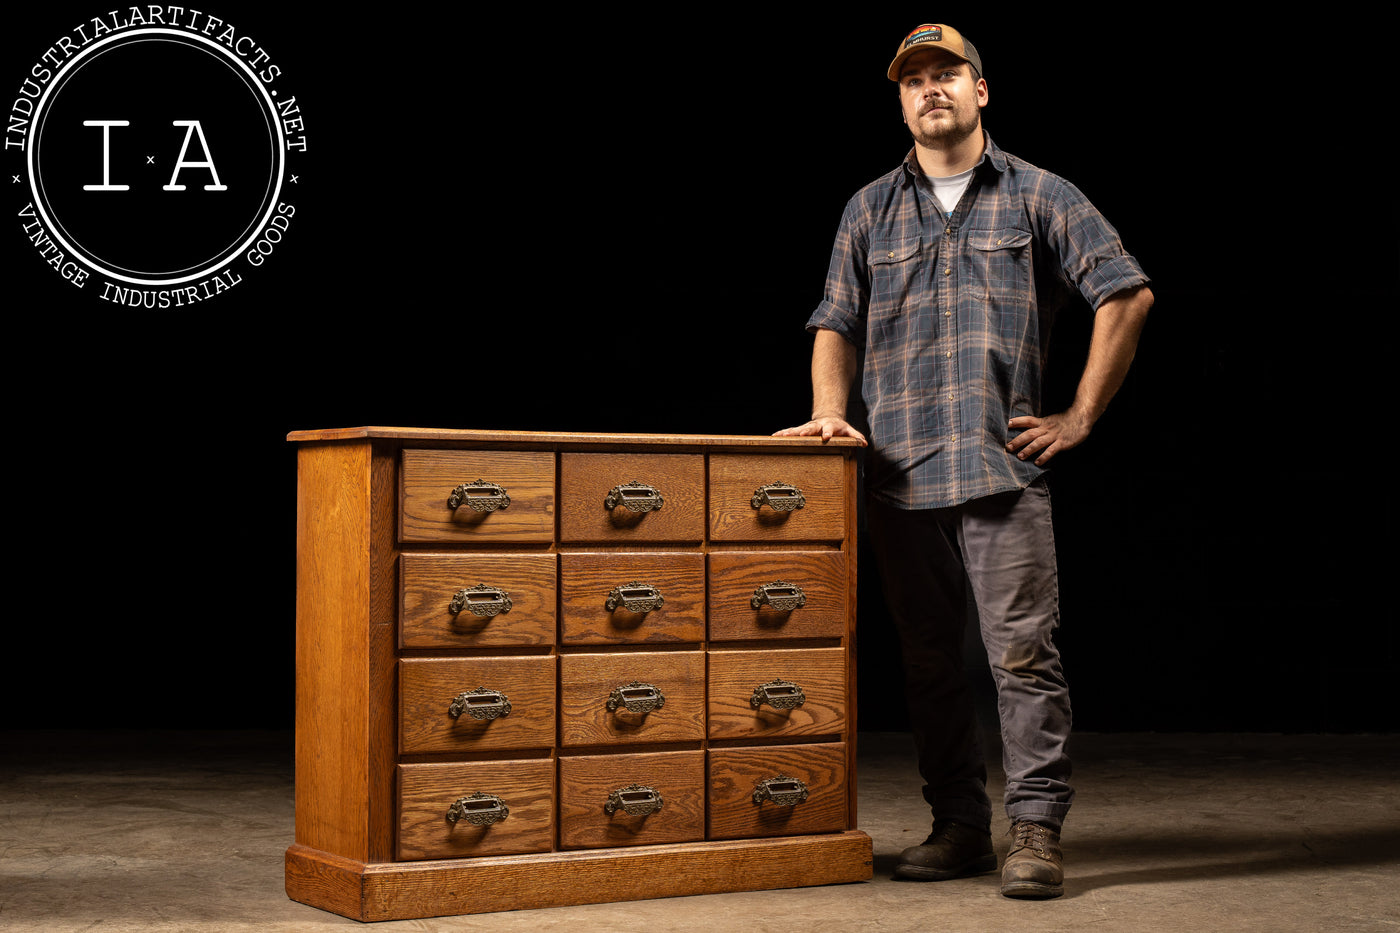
[904,25,943,49]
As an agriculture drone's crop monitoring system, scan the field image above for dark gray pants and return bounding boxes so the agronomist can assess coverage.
[868,478,1074,833]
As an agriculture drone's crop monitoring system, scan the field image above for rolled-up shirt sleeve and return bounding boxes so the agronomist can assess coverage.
[1041,176,1151,311]
[805,198,869,348]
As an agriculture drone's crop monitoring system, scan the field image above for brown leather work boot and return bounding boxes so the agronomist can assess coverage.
[1000,820,1064,898]
[894,819,997,880]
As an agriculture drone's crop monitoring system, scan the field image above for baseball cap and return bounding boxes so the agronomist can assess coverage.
[887,23,983,81]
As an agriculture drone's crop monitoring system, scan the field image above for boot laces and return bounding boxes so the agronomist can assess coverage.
[1009,820,1051,855]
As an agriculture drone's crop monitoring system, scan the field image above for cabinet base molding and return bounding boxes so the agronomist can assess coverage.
[285,831,874,921]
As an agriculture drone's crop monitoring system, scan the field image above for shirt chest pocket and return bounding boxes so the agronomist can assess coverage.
[968,229,1032,303]
[868,236,923,313]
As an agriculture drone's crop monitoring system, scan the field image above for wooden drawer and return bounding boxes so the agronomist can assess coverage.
[707,648,847,740]
[708,454,846,543]
[560,552,705,645]
[399,656,556,755]
[560,651,706,747]
[400,449,555,544]
[397,759,554,860]
[560,453,704,544]
[401,553,557,649]
[558,750,705,849]
[707,550,848,641]
[707,743,848,840]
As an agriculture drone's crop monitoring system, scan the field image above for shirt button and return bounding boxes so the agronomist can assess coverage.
[944,311,952,317]
[945,351,952,358]
[948,393,955,401]
[944,268,952,276]
[887,251,895,258]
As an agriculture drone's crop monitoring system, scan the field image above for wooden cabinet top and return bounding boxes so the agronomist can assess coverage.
[286,426,864,449]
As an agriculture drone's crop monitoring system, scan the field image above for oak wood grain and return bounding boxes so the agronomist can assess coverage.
[558,750,705,849]
[401,552,557,649]
[707,743,849,840]
[560,551,705,645]
[708,550,848,640]
[286,831,873,921]
[399,657,556,755]
[400,449,554,544]
[397,760,554,861]
[707,648,847,740]
[560,452,705,543]
[559,651,706,747]
[709,453,847,543]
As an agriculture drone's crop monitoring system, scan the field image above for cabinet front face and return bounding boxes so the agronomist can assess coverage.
[291,431,864,921]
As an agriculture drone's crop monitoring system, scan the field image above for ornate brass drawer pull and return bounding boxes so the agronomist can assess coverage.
[750,481,806,512]
[606,681,666,715]
[448,584,513,617]
[604,783,664,817]
[750,581,807,612]
[448,687,512,721]
[752,775,810,807]
[751,679,806,711]
[604,481,664,513]
[447,792,509,826]
[447,480,511,512]
[605,581,665,613]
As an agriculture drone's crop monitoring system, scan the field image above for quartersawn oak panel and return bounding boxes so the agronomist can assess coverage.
[708,550,847,641]
[560,552,705,645]
[560,452,705,543]
[708,743,848,840]
[400,449,554,544]
[400,552,557,649]
[707,648,847,740]
[558,750,705,850]
[399,657,555,755]
[708,453,846,543]
[397,759,554,860]
[559,652,706,747]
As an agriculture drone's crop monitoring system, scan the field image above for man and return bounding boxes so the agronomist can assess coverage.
[775,23,1153,899]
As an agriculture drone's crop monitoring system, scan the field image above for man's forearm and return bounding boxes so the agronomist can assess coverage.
[1070,285,1154,423]
[811,328,858,420]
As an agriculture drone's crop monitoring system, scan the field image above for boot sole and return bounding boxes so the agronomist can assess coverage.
[893,853,998,881]
[999,880,1064,899]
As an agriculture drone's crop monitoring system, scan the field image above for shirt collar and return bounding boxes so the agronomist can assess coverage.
[898,132,1007,187]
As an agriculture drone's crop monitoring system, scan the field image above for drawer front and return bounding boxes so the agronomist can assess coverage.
[707,648,847,740]
[397,759,554,860]
[560,651,706,747]
[707,743,848,840]
[558,750,705,849]
[560,552,705,645]
[401,449,555,544]
[560,453,704,544]
[400,656,556,755]
[708,453,846,543]
[401,553,557,649]
[707,551,848,641]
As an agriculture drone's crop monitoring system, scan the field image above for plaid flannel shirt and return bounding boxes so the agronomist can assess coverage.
[807,134,1150,509]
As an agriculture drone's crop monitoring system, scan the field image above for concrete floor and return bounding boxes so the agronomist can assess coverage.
[1,730,1397,932]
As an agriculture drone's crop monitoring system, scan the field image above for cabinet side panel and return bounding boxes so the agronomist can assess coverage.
[296,442,373,859]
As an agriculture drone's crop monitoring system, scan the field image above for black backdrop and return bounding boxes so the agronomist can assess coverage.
[4,9,1390,734]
